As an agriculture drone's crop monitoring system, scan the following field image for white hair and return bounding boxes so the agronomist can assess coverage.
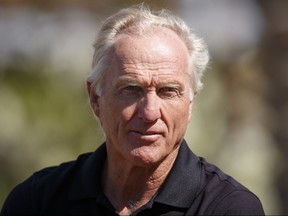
[86,4,209,95]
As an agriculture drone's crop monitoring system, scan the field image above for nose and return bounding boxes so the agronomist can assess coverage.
[138,92,161,122]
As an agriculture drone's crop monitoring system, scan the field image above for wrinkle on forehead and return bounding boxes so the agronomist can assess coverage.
[113,26,189,67]
[120,61,179,73]
[114,59,189,87]
[105,26,192,90]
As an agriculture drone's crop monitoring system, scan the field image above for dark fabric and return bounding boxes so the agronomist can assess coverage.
[1,140,265,215]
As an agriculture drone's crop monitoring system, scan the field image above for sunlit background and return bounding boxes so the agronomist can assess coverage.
[1,0,287,214]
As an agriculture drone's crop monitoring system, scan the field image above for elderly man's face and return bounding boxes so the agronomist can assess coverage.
[90,27,193,167]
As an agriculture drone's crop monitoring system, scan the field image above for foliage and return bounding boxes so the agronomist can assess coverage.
[0,62,102,208]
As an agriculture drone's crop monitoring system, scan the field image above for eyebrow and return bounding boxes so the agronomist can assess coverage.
[158,82,184,90]
[114,77,185,92]
[113,77,142,90]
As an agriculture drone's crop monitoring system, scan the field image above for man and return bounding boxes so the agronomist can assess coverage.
[1,4,264,215]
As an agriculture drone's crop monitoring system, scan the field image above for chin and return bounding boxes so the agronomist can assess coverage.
[129,146,165,167]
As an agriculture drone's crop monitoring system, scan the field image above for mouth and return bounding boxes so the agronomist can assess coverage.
[130,130,164,142]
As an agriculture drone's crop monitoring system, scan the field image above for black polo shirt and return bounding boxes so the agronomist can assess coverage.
[1,140,264,215]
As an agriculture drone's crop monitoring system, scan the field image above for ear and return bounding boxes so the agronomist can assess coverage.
[188,100,193,122]
[188,90,196,122]
[87,81,100,117]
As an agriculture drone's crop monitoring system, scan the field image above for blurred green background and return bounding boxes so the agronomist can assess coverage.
[1,0,288,214]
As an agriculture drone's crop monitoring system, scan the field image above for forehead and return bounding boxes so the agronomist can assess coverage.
[110,26,190,80]
[114,27,188,61]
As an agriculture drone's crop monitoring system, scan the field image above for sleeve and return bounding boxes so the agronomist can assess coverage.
[0,178,37,216]
[210,190,265,215]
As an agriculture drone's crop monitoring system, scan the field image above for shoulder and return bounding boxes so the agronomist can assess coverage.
[28,151,93,190]
[195,158,265,215]
[0,152,93,215]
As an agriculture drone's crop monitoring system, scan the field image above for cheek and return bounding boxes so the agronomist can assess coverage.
[121,104,138,121]
[174,111,190,131]
[100,100,137,133]
[163,101,190,132]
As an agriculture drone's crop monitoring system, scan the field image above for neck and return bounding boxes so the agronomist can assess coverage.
[102,146,180,215]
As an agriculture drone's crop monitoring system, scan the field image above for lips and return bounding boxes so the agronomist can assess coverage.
[130,129,164,142]
[132,129,164,135]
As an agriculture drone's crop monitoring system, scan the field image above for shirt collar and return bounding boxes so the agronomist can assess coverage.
[69,144,107,200]
[69,140,202,209]
[153,140,202,208]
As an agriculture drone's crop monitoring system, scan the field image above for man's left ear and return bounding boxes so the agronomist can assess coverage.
[188,100,193,122]
[87,81,100,117]
[188,90,196,121]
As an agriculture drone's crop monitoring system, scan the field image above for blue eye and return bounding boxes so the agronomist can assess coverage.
[122,85,142,93]
[158,87,179,98]
[121,85,143,97]
[124,86,141,91]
